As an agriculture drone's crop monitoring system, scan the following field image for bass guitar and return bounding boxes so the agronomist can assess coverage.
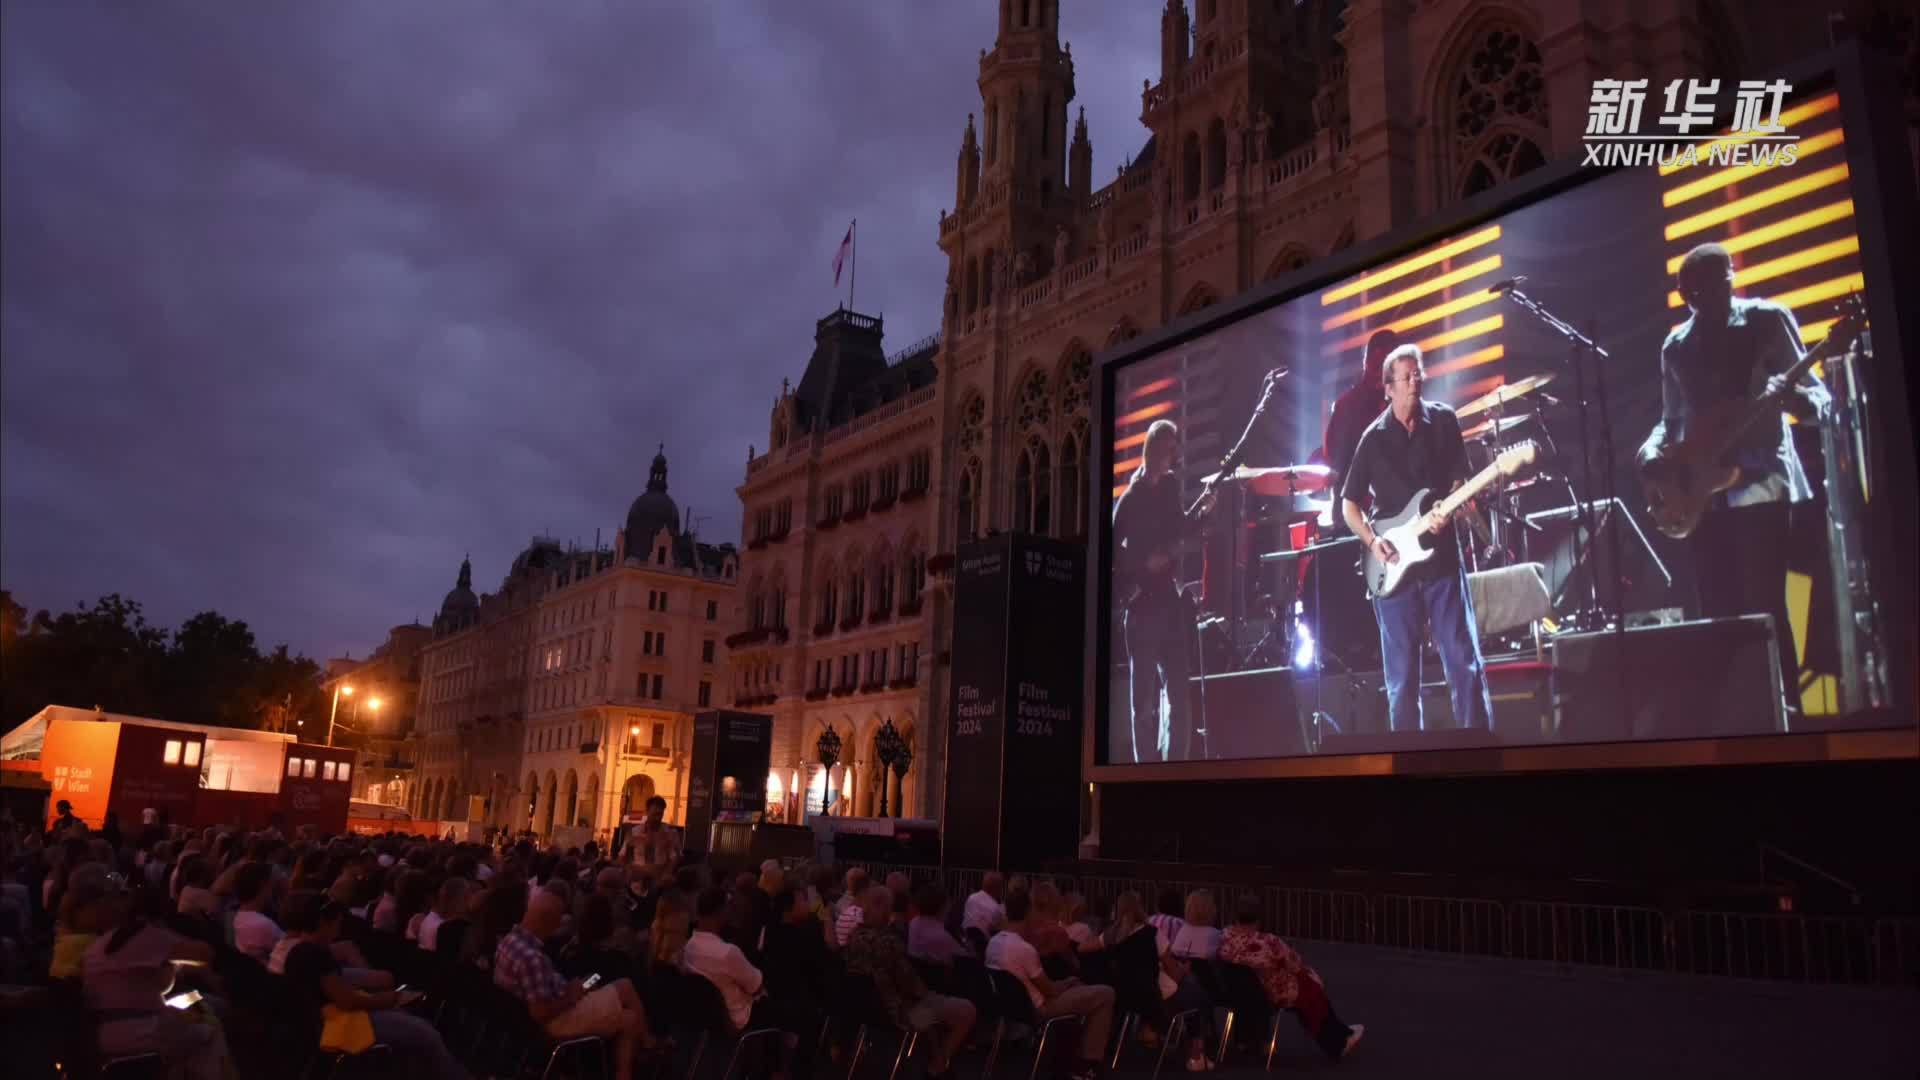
[1362,441,1538,599]
[1641,294,1866,539]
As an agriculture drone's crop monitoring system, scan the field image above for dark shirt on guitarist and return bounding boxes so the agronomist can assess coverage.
[1639,296,1827,508]
[1340,400,1471,583]
[1112,471,1189,611]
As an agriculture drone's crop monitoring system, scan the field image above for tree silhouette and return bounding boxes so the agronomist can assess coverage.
[0,590,327,738]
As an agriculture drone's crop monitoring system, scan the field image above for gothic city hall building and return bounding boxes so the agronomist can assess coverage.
[731,0,1889,826]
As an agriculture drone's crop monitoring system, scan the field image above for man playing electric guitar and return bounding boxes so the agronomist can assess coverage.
[1113,419,1215,762]
[1340,343,1495,733]
[1636,242,1838,695]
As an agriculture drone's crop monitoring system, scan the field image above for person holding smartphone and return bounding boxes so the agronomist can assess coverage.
[277,891,467,1080]
[495,889,661,1080]
[80,871,234,1080]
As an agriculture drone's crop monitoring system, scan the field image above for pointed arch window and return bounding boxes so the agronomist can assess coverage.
[1206,117,1228,190]
[816,573,839,634]
[957,458,983,542]
[1447,23,1549,200]
[1182,132,1203,202]
[871,552,896,616]
[1057,347,1091,419]
[1016,369,1051,433]
[1060,422,1089,539]
[901,547,926,612]
[958,393,987,454]
[844,559,866,626]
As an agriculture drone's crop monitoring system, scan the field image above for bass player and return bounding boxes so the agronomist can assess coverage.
[1635,242,1831,695]
[1340,343,1494,733]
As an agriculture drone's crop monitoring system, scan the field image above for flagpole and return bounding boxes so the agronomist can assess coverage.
[849,218,857,313]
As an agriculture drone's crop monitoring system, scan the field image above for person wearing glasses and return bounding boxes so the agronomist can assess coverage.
[1339,343,1494,733]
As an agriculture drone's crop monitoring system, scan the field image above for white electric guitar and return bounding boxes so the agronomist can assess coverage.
[1361,441,1538,598]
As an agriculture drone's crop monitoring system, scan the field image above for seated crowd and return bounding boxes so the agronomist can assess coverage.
[0,805,1363,1078]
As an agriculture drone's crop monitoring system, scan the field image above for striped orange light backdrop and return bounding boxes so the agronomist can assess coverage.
[1317,225,1510,419]
[1659,91,1862,347]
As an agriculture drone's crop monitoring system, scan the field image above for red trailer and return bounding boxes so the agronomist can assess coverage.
[2,705,355,835]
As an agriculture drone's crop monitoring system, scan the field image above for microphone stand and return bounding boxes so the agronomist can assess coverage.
[1500,286,1622,628]
[1190,370,1284,517]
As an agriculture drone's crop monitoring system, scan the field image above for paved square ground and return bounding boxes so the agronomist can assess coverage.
[1096,941,1917,1078]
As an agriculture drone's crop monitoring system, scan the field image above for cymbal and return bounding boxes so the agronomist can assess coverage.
[1200,464,1333,496]
[1462,415,1531,441]
[1455,374,1556,419]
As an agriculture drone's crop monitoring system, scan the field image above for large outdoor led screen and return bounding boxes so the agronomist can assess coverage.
[1095,73,1913,772]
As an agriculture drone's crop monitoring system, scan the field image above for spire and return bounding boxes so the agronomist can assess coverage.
[456,555,472,591]
[648,445,669,492]
[956,112,981,208]
[1069,106,1092,204]
[1161,0,1191,81]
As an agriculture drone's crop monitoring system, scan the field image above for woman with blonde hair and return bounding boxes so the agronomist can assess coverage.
[1170,888,1222,960]
[1164,889,1225,1070]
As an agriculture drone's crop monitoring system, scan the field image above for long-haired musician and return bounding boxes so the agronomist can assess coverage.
[1113,419,1213,762]
[1635,242,1830,693]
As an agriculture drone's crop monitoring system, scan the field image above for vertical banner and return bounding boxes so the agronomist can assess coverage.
[684,712,720,850]
[712,712,773,822]
[943,535,1012,868]
[1000,534,1086,870]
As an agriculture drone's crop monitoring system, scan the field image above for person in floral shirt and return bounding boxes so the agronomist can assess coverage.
[1216,895,1364,1061]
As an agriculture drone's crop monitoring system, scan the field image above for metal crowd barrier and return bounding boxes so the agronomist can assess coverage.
[840,860,1920,988]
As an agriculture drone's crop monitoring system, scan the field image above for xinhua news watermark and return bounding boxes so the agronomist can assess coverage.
[1583,78,1799,167]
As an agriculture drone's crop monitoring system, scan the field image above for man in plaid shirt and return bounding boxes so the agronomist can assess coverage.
[496,890,660,1080]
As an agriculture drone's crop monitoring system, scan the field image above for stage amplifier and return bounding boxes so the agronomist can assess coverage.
[1549,614,1784,743]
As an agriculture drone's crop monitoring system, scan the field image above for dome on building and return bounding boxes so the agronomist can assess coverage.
[624,445,680,552]
[436,556,479,628]
[511,537,564,576]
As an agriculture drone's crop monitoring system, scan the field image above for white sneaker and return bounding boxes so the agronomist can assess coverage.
[1343,1024,1366,1058]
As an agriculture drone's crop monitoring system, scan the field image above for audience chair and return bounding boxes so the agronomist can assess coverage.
[839,972,921,1080]
[491,980,611,1080]
[1214,961,1286,1072]
[981,968,1080,1080]
[667,968,785,1080]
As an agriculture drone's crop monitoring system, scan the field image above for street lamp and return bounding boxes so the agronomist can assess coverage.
[326,683,354,747]
[815,724,842,816]
[874,718,911,817]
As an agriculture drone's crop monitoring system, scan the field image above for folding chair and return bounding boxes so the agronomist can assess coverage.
[840,972,922,1080]
[981,968,1080,1080]
[1215,962,1286,1071]
[666,968,785,1080]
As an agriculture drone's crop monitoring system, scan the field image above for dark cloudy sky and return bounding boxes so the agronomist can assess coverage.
[2,2,1161,661]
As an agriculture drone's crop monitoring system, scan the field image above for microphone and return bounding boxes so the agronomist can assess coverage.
[1538,391,1561,407]
[1489,276,1529,295]
[1266,365,1291,381]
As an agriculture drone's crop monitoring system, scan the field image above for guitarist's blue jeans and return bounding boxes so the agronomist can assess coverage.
[1372,564,1494,732]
